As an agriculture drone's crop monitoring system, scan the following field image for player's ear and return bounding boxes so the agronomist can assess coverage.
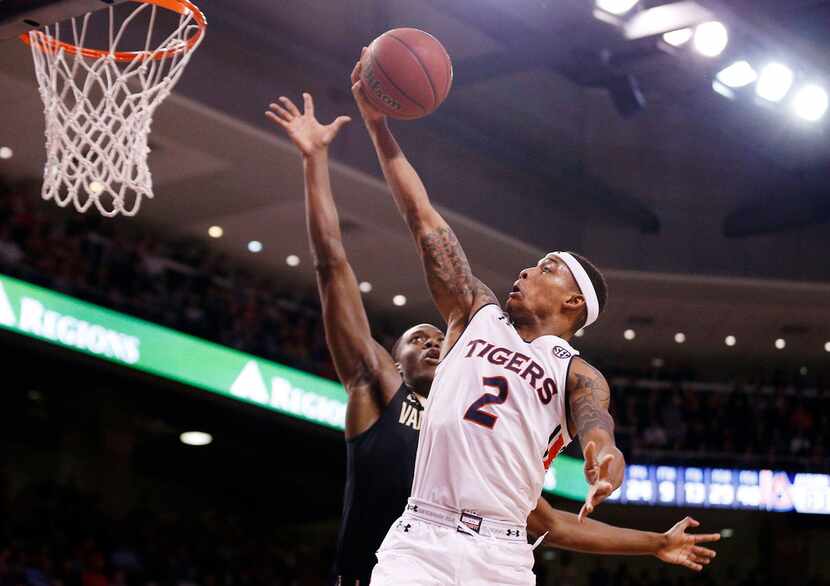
[395,362,403,375]
[563,293,584,311]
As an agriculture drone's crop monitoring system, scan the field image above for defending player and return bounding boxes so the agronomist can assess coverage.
[349,52,630,584]
[265,94,719,586]
[266,94,430,585]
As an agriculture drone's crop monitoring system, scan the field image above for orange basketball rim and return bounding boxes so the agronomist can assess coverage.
[20,0,207,62]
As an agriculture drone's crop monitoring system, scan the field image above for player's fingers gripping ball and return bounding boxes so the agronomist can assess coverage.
[359,28,453,120]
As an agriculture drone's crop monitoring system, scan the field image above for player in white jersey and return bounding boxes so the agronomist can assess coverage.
[349,52,628,585]
[267,92,720,585]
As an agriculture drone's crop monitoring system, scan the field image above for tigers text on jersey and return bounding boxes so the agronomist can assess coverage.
[410,304,576,525]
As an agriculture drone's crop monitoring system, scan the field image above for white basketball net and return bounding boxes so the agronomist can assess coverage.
[27,2,205,216]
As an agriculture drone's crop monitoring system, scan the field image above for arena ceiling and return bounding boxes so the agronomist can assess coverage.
[1,0,829,374]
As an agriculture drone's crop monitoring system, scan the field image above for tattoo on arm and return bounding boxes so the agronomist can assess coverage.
[418,226,499,314]
[419,226,474,295]
[569,363,614,439]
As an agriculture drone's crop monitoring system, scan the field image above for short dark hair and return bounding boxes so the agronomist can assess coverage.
[568,252,608,328]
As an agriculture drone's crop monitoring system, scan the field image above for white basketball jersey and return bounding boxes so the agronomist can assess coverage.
[411,304,577,525]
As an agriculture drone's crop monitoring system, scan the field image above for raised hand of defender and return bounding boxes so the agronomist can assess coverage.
[656,517,720,571]
[266,93,351,158]
[350,48,386,125]
[579,440,615,522]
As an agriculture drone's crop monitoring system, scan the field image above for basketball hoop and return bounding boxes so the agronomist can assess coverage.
[21,0,207,217]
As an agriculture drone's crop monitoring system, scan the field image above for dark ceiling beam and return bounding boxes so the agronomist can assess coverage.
[432,0,828,238]
[425,0,599,49]
[724,0,830,17]
[723,173,830,237]
[454,51,542,87]
[428,84,659,232]
[699,0,830,70]
[454,40,602,88]
[425,0,546,46]
[442,0,689,91]
[428,101,660,233]
[431,0,607,88]
[216,9,659,234]
[423,0,659,232]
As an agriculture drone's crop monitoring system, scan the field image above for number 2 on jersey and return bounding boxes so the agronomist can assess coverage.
[463,376,509,429]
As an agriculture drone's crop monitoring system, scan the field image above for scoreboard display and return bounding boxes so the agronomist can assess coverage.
[605,465,830,515]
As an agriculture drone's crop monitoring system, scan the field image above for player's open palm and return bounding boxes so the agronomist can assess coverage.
[656,516,720,571]
[579,440,615,522]
[266,93,351,157]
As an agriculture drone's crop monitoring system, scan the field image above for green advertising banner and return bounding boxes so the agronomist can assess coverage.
[0,273,586,499]
[0,273,347,430]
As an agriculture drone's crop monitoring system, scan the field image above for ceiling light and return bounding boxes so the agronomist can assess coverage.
[393,294,407,306]
[0,146,13,159]
[693,21,728,58]
[359,281,373,293]
[286,254,300,267]
[799,366,808,376]
[792,84,828,122]
[208,225,223,238]
[717,61,758,88]
[662,28,693,47]
[247,240,263,253]
[825,342,830,353]
[712,80,736,100]
[624,329,636,341]
[756,63,794,102]
[88,181,105,195]
[774,338,786,350]
[595,0,639,16]
[180,431,212,446]
[674,332,686,344]
[725,335,736,347]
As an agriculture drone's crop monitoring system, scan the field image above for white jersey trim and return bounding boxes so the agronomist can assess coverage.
[559,355,575,448]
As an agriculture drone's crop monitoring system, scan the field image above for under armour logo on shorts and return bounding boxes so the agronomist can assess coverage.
[506,529,520,537]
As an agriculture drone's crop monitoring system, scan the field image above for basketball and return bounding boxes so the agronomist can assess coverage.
[360,28,453,120]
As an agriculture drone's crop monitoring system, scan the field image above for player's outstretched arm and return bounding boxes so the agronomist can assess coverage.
[266,94,401,438]
[566,357,626,521]
[527,498,720,571]
[350,52,498,334]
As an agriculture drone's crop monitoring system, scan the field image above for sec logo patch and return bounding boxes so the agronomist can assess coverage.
[552,346,572,359]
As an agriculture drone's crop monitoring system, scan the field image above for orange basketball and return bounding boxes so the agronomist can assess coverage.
[360,28,453,120]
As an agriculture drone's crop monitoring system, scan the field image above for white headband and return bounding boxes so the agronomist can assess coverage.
[548,251,600,328]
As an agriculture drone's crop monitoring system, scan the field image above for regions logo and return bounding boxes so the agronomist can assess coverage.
[230,360,346,429]
[0,280,140,364]
[552,346,572,360]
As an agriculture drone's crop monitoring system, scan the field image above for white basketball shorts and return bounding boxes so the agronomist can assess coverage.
[369,502,535,586]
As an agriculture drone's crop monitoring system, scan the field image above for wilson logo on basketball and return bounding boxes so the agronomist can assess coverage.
[363,61,402,112]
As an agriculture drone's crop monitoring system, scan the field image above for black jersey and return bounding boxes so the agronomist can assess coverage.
[332,384,423,585]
